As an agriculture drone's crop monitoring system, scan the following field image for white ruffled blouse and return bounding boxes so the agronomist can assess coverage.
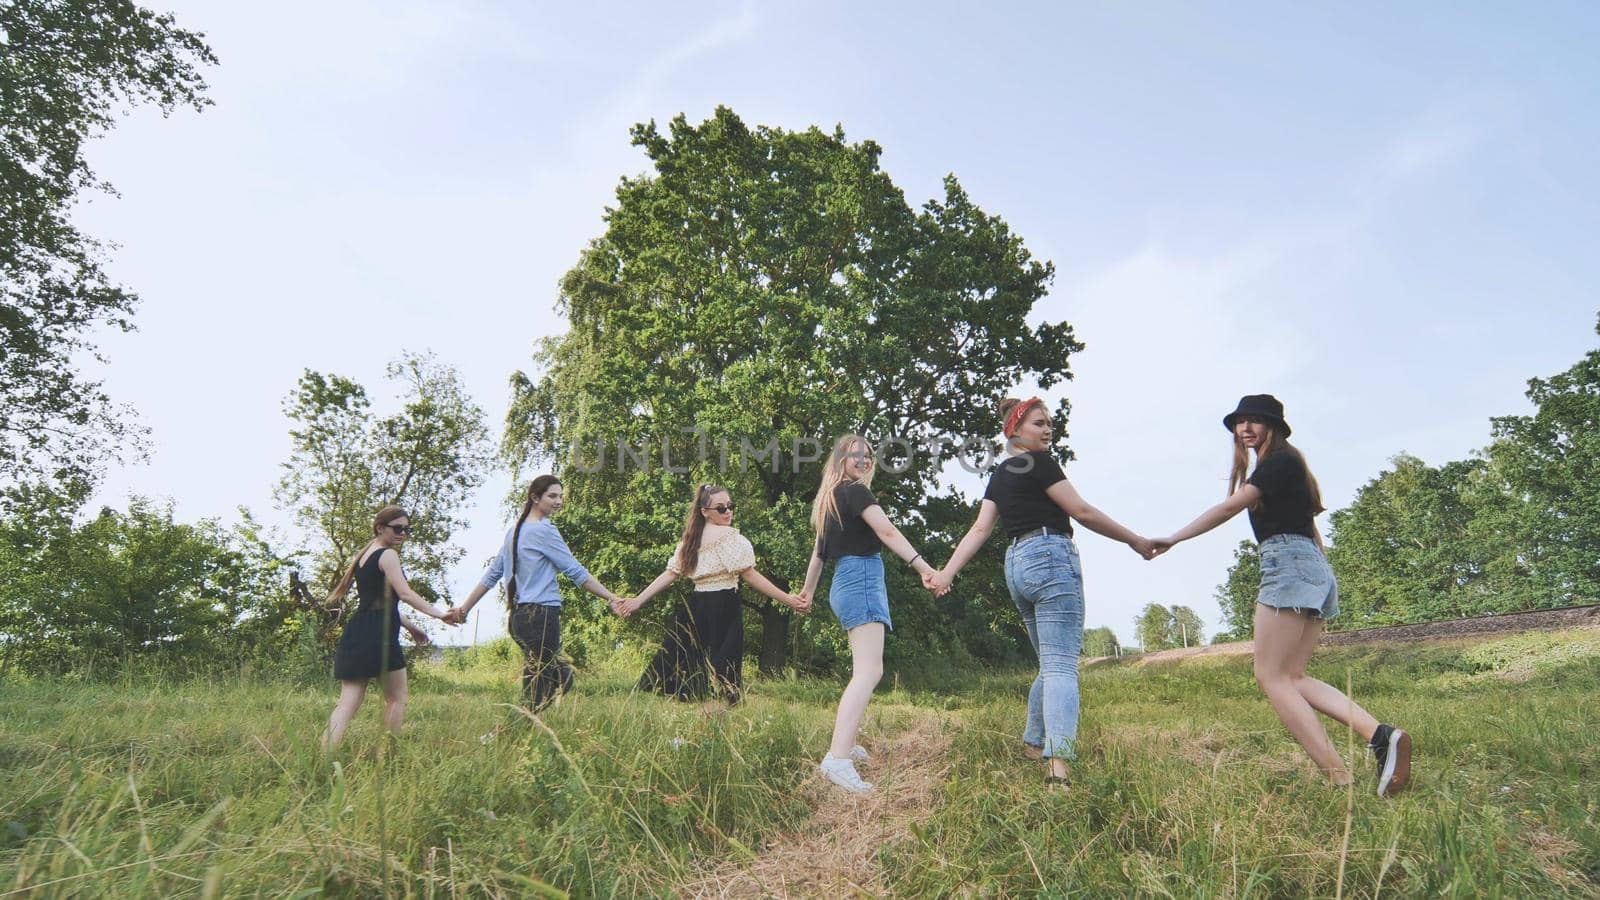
[668,529,756,591]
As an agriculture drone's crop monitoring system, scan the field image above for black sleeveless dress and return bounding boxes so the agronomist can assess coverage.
[332,547,407,680]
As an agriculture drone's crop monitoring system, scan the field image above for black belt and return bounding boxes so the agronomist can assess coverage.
[1011,526,1068,545]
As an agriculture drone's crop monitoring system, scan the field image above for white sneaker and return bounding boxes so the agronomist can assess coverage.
[849,744,870,764]
[819,755,874,794]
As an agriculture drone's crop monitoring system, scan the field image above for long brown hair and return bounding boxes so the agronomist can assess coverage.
[506,475,562,610]
[810,434,875,536]
[1228,427,1324,514]
[675,484,729,577]
[328,505,409,602]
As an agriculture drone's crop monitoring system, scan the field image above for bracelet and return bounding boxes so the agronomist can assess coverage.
[908,553,923,567]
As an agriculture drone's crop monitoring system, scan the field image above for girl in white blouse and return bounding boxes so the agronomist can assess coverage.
[619,484,809,703]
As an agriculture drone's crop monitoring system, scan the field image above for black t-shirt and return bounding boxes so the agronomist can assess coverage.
[819,481,882,559]
[1246,451,1318,542]
[983,451,1074,539]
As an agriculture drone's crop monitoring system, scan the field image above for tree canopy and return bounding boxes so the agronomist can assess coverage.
[276,352,491,630]
[503,106,1083,673]
[1135,603,1176,652]
[0,0,215,491]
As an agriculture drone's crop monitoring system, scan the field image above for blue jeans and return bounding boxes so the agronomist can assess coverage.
[1004,533,1085,760]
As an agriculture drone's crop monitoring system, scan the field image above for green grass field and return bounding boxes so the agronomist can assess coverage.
[3,629,1598,897]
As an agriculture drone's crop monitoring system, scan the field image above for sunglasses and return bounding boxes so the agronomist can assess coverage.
[703,503,736,514]
[387,524,411,535]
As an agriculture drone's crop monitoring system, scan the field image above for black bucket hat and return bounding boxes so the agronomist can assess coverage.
[1222,394,1291,437]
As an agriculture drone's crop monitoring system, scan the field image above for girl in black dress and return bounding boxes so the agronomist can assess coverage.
[323,506,454,748]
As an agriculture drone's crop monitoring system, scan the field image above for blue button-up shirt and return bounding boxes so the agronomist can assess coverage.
[478,519,591,607]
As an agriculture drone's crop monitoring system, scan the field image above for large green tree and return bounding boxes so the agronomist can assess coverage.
[1484,314,1600,605]
[0,1,215,489]
[1328,454,1530,626]
[504,107,1081,674]
[276,352,491,638]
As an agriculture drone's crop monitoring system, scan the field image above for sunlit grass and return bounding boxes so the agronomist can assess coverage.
[2,630,1597,896]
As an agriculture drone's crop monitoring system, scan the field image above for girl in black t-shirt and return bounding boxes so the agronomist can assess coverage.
[1153,394,1412,798]
[934,397,1154,787]
[799,434,939,794]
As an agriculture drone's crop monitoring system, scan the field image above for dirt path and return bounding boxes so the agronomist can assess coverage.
[1089,603,1600,668]
[683,709,950,898]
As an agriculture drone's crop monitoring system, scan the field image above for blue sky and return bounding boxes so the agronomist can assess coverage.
[75,1,1600,646]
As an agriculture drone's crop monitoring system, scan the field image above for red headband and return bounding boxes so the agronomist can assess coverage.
[1004,397,1045,438]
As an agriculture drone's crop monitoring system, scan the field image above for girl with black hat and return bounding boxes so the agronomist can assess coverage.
[1152,395,1412,797]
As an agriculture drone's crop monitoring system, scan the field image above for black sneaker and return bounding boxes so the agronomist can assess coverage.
[1370,724,1412,798]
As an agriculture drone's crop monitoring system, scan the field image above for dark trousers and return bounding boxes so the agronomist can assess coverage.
[638,588,744,704]
[510,603,573,711]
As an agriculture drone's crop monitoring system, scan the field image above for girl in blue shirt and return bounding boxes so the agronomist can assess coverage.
[454,475,628,712]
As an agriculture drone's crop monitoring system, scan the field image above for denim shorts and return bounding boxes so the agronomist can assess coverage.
[829,553,892,631]
[1257,534,1339,619]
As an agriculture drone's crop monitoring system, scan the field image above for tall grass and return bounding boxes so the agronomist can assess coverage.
[877,631,1600,897]
[3,630,1597,897]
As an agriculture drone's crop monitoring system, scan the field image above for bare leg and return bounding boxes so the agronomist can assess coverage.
[323,680,368,749]
[378,667,409,735]
[828,623,884,759]
[1286,615,1379,743]
[1252,605,1350,784]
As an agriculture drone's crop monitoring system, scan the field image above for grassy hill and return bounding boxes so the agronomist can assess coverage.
[3,628,1597,897]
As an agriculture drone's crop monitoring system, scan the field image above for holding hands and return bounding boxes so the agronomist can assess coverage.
[921,568,952,597]
[788,590,812,615]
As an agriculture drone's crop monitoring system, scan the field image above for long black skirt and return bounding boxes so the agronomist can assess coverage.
[638,588,744,703]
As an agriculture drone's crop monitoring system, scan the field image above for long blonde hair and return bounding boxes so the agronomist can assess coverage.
[810,434,876,536]
[1228,427,1324,514]
[327,505,409,602]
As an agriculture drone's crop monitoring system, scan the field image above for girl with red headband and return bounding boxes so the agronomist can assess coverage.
[1152,395,1411,797]
[931,397,1154,787]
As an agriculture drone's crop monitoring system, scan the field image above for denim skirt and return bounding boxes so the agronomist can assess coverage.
[829,553,892,631]
[1257,534,1339,619]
